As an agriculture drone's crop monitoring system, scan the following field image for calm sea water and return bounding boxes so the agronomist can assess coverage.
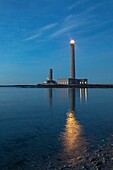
[0,88,113,169]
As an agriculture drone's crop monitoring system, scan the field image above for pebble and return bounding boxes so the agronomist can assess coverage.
[57,158,63,161]
[90,157,97,162]
[76,156,83,160]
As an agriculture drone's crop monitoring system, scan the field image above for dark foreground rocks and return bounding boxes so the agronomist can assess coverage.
[47,140,113,170]
[1,139,113,170]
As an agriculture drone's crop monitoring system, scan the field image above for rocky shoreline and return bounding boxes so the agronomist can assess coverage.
[1,138,113,170]
[47,138,113,170]
[0,84,113,88]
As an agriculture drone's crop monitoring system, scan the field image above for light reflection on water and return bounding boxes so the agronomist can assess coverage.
[59,88,87,165]
[80,88,88,104]
[60,112,86,164]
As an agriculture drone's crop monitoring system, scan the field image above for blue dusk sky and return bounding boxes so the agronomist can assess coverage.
[0,0,113,84]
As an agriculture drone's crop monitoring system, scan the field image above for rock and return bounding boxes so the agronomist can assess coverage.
[77,156,83,160]
[97,154,100,157]
[95,161,102,167]
[57,158,63,161]
[90,157,97,162]
[102,157,106,163]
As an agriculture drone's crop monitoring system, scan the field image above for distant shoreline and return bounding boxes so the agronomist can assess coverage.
[0,84,113,88]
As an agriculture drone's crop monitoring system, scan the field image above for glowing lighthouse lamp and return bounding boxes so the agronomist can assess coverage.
[70,40,75,45]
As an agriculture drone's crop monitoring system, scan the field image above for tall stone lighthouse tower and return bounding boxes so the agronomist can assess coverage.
[70,40,75,79]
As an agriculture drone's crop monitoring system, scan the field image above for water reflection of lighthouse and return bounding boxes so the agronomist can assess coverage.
[60,88,87,164]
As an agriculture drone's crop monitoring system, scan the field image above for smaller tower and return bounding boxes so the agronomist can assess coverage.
[44,69,56,85]
[49,69,53,81]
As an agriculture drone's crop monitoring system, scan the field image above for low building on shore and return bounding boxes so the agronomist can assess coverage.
[57,78,88,85]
